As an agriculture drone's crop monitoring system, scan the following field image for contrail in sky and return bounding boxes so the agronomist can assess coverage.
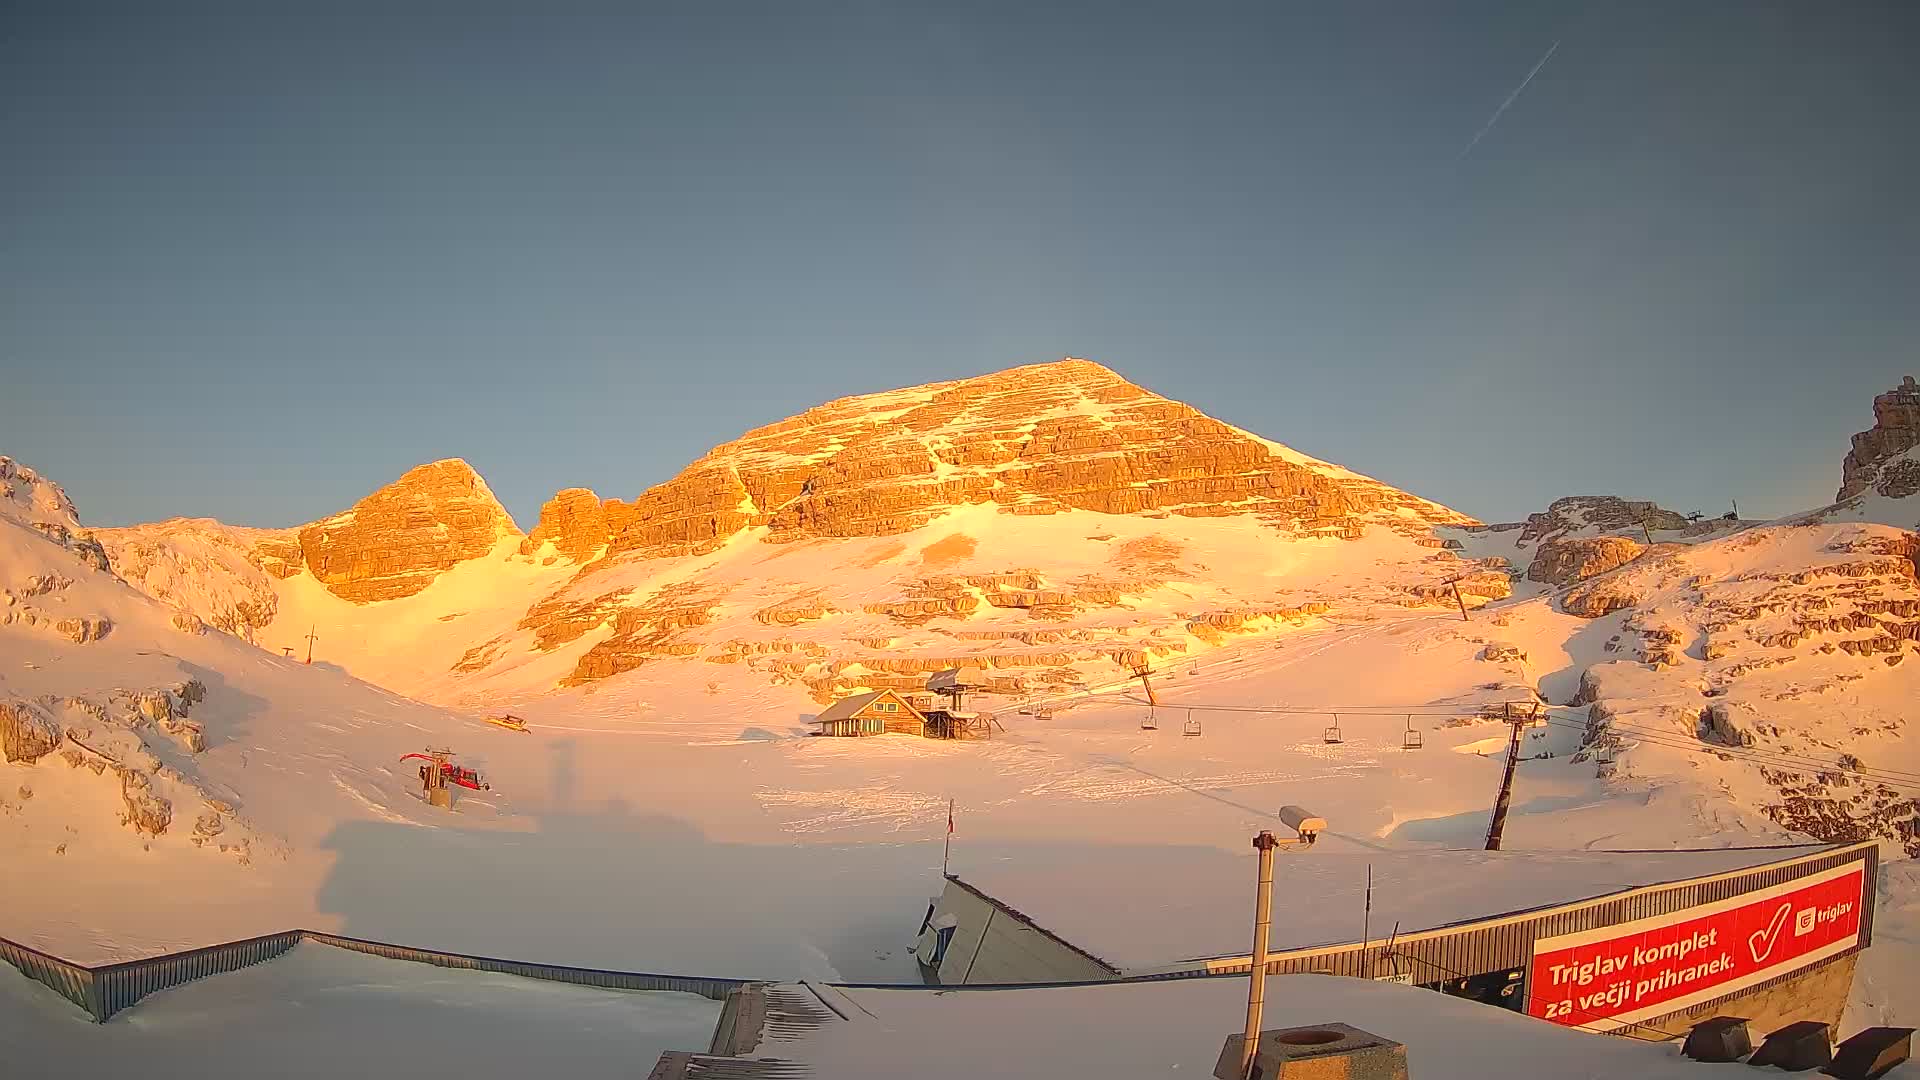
[1457,39,1561,160]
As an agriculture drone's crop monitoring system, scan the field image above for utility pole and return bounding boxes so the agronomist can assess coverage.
[1240,831,1280,1080]
[943,798,954,877]
[1446,577,1469,622]
[1132,663,1159,707]
[304,625,319,665]
[1484,702,1537,851]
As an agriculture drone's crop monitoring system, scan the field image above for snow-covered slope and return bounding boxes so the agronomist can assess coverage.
[0,456,521,958]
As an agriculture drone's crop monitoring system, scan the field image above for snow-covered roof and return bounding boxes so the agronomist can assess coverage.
[950,843,1837,971]
[714,974,1757,1080]
[814,690,919,724]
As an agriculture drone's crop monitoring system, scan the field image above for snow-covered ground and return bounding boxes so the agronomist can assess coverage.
[743,974,1854,1080]
[0,943,719,1078]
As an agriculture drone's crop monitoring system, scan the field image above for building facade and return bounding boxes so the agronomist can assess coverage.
[812,690,927,737]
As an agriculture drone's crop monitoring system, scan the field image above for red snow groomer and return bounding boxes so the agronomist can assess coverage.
[401,749,490,804]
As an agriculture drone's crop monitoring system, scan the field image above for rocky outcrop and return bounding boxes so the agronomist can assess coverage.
[1,457,112,572]
[54,615,111,643]
[1562,575,1644,619]
[95,518,291,639]
[297,459,521,602]
[524,360,1474,566]
[1481,642,1527,663]
[1526,535,1645,586]
[118,768,172,836]
[1518,496,1690,543]
[1839,376,1920,501]
[1,699,62,764]
[519,487,610,562]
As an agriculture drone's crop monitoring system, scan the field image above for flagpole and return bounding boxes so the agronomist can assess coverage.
[943,798,953,877]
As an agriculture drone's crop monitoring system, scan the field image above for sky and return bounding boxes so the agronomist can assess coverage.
[4,2,1917,529]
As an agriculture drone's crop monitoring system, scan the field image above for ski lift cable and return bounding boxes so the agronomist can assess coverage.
[1535,711,1920,784]
[1063,687,1920,789]
[1533,715,1920,794]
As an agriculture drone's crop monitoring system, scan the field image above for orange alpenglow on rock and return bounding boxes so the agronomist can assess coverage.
[515,358,1475,564]
[1839,375,1920,501]
[296,459,522,602]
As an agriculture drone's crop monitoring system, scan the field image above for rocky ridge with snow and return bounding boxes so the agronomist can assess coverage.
[1839,375,1920,502]
[95,359,1495,705]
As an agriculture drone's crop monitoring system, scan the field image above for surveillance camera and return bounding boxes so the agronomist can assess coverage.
[1278,805,1327,842]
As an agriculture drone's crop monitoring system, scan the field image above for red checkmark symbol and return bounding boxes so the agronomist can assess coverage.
[1748,902,1791,963]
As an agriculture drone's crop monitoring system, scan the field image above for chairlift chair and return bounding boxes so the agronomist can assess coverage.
[1141,706,1158,731]
[1401,715,1423,750]
[1183,710,1202,737]
[1595,747,1617,779]
[1322,713,1344,744]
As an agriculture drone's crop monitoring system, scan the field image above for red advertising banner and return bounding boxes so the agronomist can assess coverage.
[1527,861,1865,1031]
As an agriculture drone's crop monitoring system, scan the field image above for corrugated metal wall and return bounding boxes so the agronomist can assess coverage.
[306,932,748,1000]
[0,933,96,1016]
[0,928,748,1023]
[90,931,303,1021]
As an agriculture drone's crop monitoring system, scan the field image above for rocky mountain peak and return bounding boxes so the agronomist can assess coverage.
[517,358,1473,567]
[295,458,522,603]
[0,456,109,572]
[1838,375,1920,501]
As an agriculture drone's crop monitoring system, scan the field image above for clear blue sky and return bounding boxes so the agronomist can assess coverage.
[5,3,1916,529]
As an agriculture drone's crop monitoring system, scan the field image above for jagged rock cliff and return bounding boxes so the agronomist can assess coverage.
[296,459,521,602]
[1839,376,1920,501]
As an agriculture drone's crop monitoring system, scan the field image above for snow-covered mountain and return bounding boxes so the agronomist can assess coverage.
[96,359,1495,710]
[0,454,499,955]
[7,364,1919,1026]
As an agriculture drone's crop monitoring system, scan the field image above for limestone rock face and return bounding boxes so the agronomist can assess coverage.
[53,615,111,643]
[119,768,172,836]
[1527,535,1646,586]
[527,359,1474,563]
[1839,376,1920,501]
[1519,496,1689,543]
[0,699,62,764]
[520,488,610,562]
[297,459,522,602]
